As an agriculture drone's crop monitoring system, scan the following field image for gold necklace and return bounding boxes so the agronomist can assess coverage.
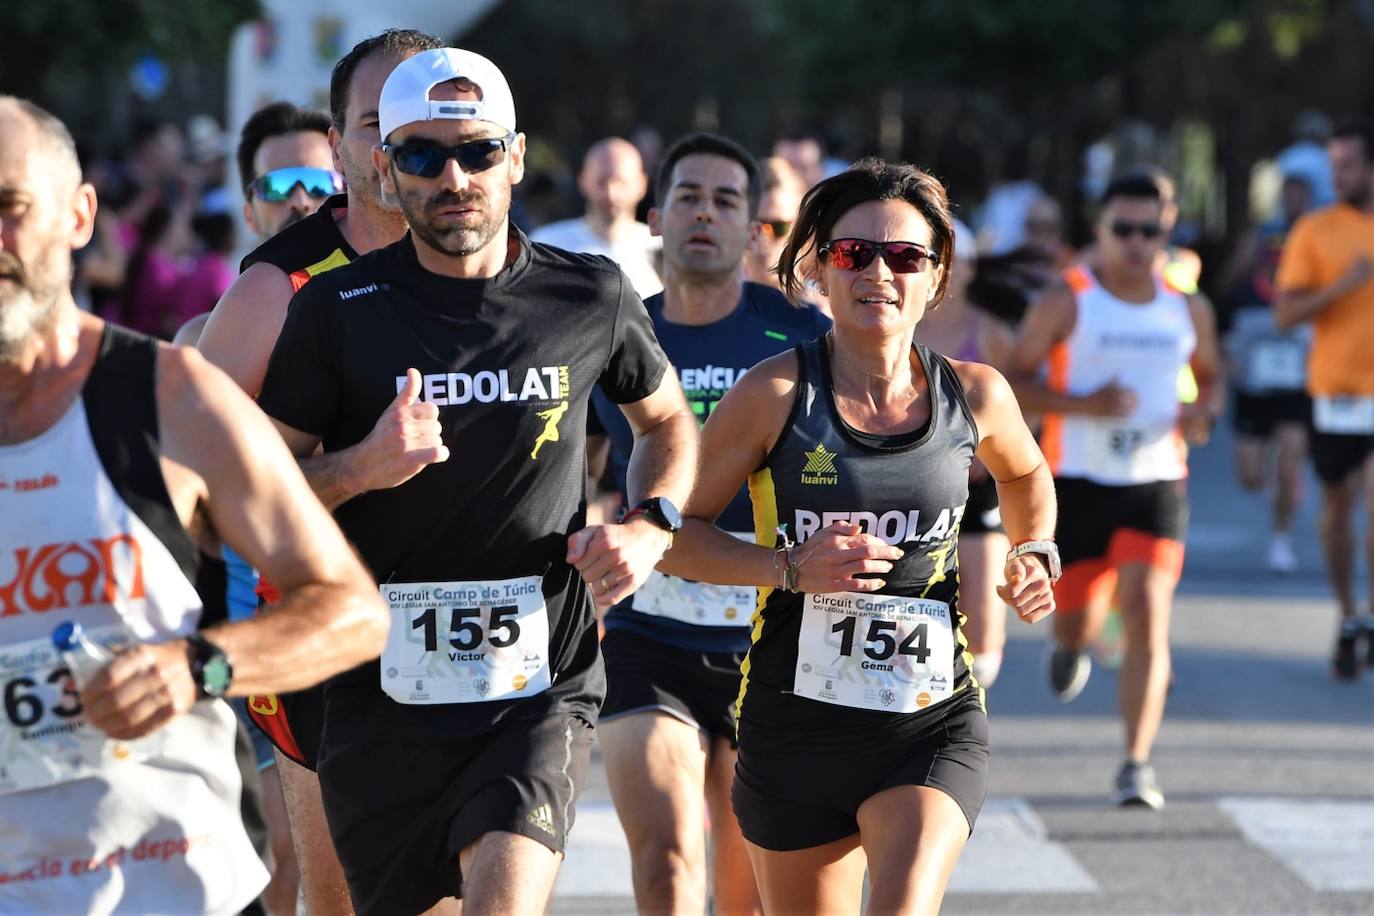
[828,333,916,390]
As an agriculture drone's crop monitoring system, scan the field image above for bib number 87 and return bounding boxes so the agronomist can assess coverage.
[831,616,930,663]
[412,606,521,652]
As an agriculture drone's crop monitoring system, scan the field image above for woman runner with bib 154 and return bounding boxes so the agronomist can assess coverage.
[659,159,1058,914]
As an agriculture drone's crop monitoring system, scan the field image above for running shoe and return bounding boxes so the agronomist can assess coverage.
[1334,619,1362,681]
[1364,616,1374,669]
[1045,642,1091,702]
[1266,534,1298,575]
[1112,759,1165,809]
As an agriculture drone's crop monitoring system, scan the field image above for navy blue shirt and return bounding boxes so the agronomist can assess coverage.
[592,282,830,651]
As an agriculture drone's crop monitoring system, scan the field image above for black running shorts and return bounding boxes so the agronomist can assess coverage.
[732,688,988,851]
[1232,390,1309,439]
[1054,477,1189,568]
[1309,429,1374,485]
[319,711,593,915]
[600,628,745,745]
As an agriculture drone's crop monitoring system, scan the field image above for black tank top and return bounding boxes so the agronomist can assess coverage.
[738,338,980,741]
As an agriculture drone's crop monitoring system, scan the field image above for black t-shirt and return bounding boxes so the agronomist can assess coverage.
[258,228,668,741]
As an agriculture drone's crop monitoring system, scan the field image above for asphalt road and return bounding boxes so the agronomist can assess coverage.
[549,422,1374,915]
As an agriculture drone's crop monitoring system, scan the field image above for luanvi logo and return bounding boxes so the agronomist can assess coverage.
[801,443,839,485]
[338,283,379,300]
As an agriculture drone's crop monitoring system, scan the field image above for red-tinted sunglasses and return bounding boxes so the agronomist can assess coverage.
[819,238,940,274]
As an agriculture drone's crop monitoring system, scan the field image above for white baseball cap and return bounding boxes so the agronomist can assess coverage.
[378,48,516,143]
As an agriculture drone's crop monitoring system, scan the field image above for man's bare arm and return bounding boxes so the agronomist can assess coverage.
[567,372,698,607]
[80,347,389,740]
[196,262,297,395]
[1274,256,1373,329]
[1008,285,1135,418]
[158,347,388,693]
[271,367,449,511]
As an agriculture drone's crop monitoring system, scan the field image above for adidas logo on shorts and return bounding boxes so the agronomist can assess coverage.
[526,803,557,838]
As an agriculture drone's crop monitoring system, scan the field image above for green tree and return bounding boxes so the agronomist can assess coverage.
[1,0,259,108]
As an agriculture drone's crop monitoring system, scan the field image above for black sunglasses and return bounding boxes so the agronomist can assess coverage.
[819,238,940,274]
[1109,220,1163,240]
[384,133,516,179]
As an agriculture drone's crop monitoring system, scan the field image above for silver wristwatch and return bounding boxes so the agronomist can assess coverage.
[1007,539,1062,582]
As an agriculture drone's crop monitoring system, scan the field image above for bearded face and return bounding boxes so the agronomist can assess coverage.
[0,238,62,363]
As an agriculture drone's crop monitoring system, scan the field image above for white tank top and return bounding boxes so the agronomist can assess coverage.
[0,328,267,914]
[1042,265,1196,485]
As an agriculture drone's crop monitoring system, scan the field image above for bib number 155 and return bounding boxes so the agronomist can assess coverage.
[411,605,522,651]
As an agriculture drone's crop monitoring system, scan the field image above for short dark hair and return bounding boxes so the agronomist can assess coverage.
[1331,119,1374,161]
[329,29,443,132]
[655,132,762,217]
[1099,172,1164,208]
[236,102,332,189]
[777,158,955,305]
[0,96,81,188]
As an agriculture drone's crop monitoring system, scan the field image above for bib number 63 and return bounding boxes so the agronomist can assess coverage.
[3,668,81,729]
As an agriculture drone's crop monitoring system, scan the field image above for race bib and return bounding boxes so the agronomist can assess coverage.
[794,592,956,713]
[1246,339,1306,391]
[0,627,166,795]
[1314,396,1374,435]
[1083,419,1185,482]
[380,578,551,705]
[630,532,755,627]
[1086,424,1150,478]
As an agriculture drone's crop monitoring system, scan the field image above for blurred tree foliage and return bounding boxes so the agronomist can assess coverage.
[0,0,260,110]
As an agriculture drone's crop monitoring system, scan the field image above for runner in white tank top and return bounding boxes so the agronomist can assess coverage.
[1008,171,1223,810]
[0,96,387,915]
[1040,262,1196,485]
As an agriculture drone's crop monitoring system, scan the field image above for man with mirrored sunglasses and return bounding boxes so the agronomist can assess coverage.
[1008,171,1223,811]
[238,102,340,241]
[257,47,697,915]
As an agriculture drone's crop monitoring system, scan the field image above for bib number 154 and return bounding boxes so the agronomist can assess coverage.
[831,616,930,663]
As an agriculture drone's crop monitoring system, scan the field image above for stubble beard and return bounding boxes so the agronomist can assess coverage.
[403,184,509,258]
